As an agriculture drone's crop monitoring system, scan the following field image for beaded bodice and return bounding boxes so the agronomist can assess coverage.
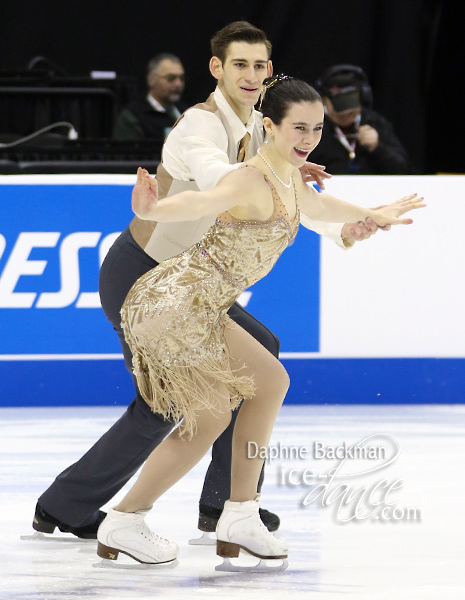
[195,172,299,308]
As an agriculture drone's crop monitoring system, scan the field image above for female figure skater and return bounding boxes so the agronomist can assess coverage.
[96,75,424,570]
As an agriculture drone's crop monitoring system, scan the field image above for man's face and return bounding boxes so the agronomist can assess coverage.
[148,59,185,106]
[210,41,272,113]
[323,97,361,128]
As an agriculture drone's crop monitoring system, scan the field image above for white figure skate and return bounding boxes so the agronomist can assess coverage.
[215,497,288,572]
[189,503,280,546]
[93,508,178,570]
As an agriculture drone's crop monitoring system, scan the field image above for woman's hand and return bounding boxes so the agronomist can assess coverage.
[131,167,159,220]
[372,194,425,226]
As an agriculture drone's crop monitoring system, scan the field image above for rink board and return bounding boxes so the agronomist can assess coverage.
[0,175,464,406]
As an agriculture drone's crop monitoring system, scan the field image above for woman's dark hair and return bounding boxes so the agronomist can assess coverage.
[259,75,322,124]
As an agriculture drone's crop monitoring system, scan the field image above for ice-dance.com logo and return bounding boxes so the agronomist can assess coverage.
[247,434,421,524]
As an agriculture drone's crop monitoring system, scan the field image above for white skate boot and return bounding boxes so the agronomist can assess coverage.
[215,496,288,572]
[94,508,178,569]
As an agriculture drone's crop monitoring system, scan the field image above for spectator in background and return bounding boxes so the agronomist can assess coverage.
[113,53,186,160]
[309,65,411,175]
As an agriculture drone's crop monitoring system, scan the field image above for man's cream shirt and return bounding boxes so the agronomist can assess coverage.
[130,87,346,263]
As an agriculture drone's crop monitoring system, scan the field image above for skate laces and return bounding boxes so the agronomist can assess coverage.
[253,510,273,535]
[136,522,174,547]
[253,512,286,546]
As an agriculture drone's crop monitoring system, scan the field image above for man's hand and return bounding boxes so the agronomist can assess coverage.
[299,162,332,190]
[357,125,379,152]
[371,206,391,231]
[342,208,392,245]
[342,218,378,243]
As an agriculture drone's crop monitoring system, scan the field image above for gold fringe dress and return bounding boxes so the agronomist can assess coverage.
[121,173,299,437]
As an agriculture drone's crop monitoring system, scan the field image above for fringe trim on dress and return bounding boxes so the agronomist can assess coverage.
[130,341,255,439]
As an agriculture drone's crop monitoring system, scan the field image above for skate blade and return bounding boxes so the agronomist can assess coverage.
[93,558,179,570]
[188,532,216,546]
[20,532,94,543]
[215,557,288,573]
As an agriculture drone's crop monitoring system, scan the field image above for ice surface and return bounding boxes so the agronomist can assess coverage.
[1,404,464,599]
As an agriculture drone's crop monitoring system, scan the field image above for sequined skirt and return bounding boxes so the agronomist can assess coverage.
[120,245,255,438]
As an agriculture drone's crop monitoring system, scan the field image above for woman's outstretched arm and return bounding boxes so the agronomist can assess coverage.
[297,178,425,228]
[132,167,265,222]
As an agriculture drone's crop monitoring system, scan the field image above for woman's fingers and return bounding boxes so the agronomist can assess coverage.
[392,193,418,206]
[394,198,426,224]
[138,169,150,187]
[392,194,426,222]
[137,167,154,186]
[140,169,158,198]
[377,193,426,226]
[141,170,157,192]
[396,193,425,207]
[150,180,158,199]
[398,201,426,215]
[398,194,418,203]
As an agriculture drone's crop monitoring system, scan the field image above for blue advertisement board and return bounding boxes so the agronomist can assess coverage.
[0,185,132,354]
[0,181,321,406]
[1,178,464,407]
[0,183,319,354]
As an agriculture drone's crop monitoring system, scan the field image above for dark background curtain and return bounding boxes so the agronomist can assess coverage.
[0,0,462,174]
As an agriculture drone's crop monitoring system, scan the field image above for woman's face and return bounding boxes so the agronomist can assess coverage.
[270,101,325,166]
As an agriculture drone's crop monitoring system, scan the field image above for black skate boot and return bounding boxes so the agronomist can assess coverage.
[31,502,106,539]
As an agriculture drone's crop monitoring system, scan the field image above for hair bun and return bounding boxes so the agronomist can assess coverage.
[258,74,293,109]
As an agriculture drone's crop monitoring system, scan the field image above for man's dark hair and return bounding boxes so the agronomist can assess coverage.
[211,21,272,63]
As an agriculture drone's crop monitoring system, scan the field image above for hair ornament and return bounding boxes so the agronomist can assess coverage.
[258,74,293,110]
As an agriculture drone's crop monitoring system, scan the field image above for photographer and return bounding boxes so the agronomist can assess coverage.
[309,65,411,175]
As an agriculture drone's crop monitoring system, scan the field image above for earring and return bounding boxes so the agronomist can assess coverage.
[265,139,269,145]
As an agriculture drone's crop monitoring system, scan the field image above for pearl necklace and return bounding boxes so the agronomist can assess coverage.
[257,148,293,188]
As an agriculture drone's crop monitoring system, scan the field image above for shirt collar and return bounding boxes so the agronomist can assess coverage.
[147,94,166,113]
[213,86,256,145]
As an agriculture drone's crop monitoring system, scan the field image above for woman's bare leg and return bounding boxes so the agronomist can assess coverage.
[223,321,290,502]
[114,320,288,513]
[115,381,231,513]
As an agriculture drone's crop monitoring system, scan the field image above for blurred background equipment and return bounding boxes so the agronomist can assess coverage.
[0,58,159,174]
[0,0,462,175]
